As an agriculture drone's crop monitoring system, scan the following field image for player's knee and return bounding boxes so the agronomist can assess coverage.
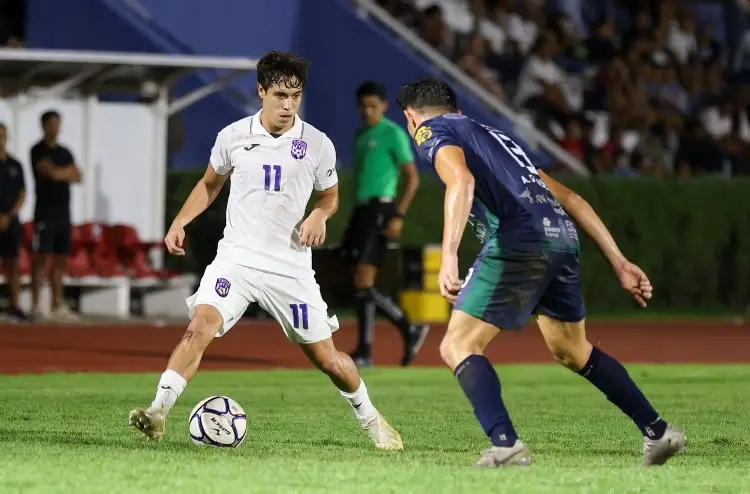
[439,333,482,371]
[547,338,590,371]
[186,305,223,344]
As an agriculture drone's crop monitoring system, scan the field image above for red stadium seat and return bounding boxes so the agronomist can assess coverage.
[111,224,164,279]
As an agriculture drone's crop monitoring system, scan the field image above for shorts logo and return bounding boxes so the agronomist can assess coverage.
[215,278,231,298]
[291,139,307,159]
[415,126,432,146]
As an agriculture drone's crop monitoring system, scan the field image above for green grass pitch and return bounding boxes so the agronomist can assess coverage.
[1,365,748,493]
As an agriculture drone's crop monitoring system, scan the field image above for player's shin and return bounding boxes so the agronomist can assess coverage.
[151,310,221,416]
[454,355,519,447]
[578,346,667,440]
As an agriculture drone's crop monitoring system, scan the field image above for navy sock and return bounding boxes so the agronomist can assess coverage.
[354,289,376,355]
[579,347,667,440]
[455,355,518,447]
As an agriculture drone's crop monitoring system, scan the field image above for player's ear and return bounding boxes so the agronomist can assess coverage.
[257,83,265,99]
[382,100,389,112]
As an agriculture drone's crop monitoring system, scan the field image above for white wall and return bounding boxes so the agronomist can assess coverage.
[0,97,160,240]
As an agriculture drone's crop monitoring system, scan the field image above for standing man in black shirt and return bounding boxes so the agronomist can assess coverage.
[30,110,83,322]
[0,123,29,321]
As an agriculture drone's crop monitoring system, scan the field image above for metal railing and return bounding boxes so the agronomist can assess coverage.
[353,0,590,176]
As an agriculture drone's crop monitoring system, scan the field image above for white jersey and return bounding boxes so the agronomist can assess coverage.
[209,111,338,279]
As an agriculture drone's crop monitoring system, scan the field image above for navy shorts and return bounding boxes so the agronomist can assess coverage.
[454,246,586,330]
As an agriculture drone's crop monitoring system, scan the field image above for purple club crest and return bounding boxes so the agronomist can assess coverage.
[215,278,231,298]
[291,139,307,159]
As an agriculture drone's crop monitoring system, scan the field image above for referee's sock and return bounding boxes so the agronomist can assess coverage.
[354,289,376,356]
[367,287,411,339]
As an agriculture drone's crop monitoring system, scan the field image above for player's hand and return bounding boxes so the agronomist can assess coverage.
[438,253,463,304]
[0,214,10,232]
[300,209,327,248]
[384,216,404,241]
[614,259,653,308]
[164,224,186,256]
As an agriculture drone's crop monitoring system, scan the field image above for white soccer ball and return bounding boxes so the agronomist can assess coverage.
[188,396,247,447]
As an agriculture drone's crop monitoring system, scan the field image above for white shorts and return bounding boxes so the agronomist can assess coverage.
[185,261,340,344]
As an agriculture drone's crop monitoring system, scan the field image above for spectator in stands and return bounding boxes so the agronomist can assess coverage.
[693,26,723,67]
[666,9,697,65]
[514,32,571,133]
[418,4,454,58]
[30,111,83,323]
[733,27,750,76]
[506,1,541,55]
[586,16,620,65]
[0,123,28,322]
[456,33,507,101]
[478,0,511,55]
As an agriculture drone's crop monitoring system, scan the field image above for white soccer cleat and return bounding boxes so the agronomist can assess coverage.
[642,425,687,466]
[129,407,166,442]
[362,411,403,450]
[49,304,80,323]
[474,441,533,467]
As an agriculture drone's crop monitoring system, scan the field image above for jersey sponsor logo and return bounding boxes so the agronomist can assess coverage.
[215,278,231,297]
[291,139,307,159]
[415,126,432,146]
[243,144,260,152]
[542,217,562,239]
[326,169,333,177]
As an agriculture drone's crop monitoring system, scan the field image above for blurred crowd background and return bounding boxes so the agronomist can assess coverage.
[377,0,750,177]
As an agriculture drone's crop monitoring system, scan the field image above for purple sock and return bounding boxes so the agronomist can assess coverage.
[579,347,667,440]
[455,355,518,447]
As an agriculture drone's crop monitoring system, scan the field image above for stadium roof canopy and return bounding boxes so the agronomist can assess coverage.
[0,48,258,115]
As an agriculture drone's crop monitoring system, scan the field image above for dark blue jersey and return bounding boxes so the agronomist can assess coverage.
[415,113,579,252]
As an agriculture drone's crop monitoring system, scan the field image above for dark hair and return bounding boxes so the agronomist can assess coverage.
[41,110,60,126]
[0,122,6,130]
[356,81,387,102]
[256,50,309,91]
[396,78,457,112]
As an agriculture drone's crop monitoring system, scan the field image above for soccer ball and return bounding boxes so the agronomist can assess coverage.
[188,396,247,447]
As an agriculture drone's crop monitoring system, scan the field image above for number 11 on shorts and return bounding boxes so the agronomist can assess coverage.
[290,303,309,330]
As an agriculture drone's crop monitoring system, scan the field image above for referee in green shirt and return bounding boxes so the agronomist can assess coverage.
[341,81,429,368]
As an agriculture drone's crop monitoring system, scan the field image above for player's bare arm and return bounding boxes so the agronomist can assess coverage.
[37,158,82,183]
[386,162,420,240]
[434,145,475,303]
[165,164,230,256]
[538,169,653,307]
[300,184,338,247]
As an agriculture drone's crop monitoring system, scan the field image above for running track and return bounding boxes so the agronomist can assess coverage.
[1,319,748,374]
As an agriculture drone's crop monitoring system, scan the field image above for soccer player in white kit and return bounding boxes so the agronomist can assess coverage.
[128,51,403,450]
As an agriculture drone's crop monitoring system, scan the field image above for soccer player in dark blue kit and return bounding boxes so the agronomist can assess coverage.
[397,79,686,468]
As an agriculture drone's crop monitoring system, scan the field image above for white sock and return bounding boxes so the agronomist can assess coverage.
[150,370,188,416]
[340,378,377,423]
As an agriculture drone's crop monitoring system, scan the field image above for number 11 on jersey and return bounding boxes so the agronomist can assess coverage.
[263,164,282,191]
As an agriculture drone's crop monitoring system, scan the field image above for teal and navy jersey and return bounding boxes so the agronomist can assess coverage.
[414,113,579,252]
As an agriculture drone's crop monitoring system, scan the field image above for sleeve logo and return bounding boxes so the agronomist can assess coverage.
[415,126,432,146]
